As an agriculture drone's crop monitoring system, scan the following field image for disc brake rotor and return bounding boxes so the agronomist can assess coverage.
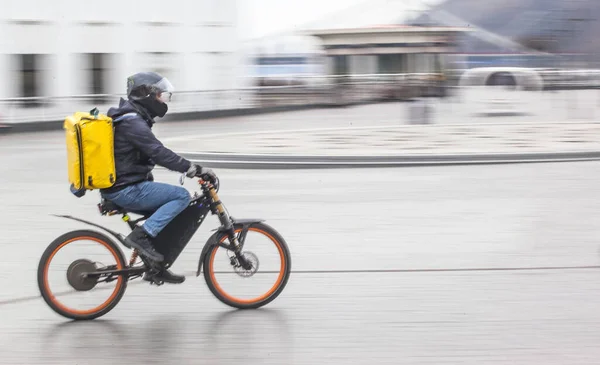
[233,251,259,278]
[66,259,99,291]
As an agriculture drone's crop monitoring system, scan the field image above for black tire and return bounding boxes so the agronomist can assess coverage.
[203,222,292,309]
[37,229,128,320]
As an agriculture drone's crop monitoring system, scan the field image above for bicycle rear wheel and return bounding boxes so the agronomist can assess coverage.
[37,229,128,320]
[203,222,291,309]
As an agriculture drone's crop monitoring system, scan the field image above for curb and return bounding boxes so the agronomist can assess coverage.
[179,151,600,169]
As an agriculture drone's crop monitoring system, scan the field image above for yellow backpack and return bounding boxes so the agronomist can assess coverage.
[64,108,116,198]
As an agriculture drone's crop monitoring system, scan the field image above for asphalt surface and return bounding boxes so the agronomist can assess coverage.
[173,122,600,155]
[3,113,600,363]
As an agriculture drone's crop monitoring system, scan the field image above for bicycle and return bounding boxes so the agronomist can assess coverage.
[37,174,292,320]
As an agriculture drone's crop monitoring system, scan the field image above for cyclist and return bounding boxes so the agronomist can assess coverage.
[100,71,217,284]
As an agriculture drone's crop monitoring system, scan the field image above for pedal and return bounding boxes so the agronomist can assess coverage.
[144,270,164,286]
[136,251,168,286]
[149,278,164,286]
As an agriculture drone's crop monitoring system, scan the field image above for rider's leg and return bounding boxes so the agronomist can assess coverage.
[135,186,191,238]
[101,181,191,265]
[129,182,192,284]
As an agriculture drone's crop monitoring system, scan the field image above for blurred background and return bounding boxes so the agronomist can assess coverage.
[4,1,600,364]
[2,0,600,126]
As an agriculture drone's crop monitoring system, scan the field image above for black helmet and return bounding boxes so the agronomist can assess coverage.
[126,71,174,118]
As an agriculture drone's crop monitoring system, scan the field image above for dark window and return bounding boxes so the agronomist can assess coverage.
[19,54,42,107]
[486,72,517,89]
[378,54,405,74]
[89,53,106,102]
[332,55,348,75]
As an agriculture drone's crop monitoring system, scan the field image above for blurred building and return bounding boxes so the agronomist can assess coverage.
[242,0,600,86]
[241,0,446,85]
[309,25,465,75]
[243,35,325,86]
[0,0,245,121]
[240,0,466,101]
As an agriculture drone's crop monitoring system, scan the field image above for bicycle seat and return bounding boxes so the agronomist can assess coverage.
[98,198,126,216]
[98,198,154,218]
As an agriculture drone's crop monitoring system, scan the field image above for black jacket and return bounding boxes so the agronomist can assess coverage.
[100,98,192,194]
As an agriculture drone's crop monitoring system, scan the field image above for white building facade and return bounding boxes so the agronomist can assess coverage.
[0,0,247,123]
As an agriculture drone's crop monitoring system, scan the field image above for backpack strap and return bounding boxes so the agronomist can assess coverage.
[113,112,138,123]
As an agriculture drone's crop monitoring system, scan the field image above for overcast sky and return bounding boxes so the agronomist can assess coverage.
[236,0,447,40]
[236,0,365,39]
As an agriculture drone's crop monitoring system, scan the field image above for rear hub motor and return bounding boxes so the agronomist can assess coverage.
[66,259,99,291]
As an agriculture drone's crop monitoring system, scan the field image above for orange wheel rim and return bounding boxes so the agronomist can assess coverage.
[43,236,124,316]
[209,228,286,305]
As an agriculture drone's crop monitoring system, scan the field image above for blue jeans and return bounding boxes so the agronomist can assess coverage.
[101,181,191,237]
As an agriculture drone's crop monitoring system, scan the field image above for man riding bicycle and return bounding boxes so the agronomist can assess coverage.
[100,71,217,284]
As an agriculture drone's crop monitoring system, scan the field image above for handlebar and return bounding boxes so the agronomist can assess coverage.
[179,173,220,193]
[198,175,220,193]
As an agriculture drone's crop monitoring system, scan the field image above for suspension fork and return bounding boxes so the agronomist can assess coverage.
[207,186,252,270]
[208,186,237,243]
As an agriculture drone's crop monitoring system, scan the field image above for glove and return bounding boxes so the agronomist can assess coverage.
[186,164,217,183]
[198,167,217,183]
[185,164,199,178]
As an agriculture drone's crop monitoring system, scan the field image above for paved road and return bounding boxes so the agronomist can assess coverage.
[171,122,600,156]
[3,127,600,363]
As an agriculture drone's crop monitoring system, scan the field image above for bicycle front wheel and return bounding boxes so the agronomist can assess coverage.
[203,222,291,309]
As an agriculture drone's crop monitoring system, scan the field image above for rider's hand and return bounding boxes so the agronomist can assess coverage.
[187,163,217,182]
[185,164,199,178]
[197,166,217,183]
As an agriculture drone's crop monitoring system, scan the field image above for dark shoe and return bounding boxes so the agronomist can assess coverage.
[144,269,186,284]
[124,226,164,262]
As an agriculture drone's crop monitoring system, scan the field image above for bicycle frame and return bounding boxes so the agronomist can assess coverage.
[52,178,264,282]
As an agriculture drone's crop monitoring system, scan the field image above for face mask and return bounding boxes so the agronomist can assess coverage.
[153,100,168,118]
[138,97,168,118]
